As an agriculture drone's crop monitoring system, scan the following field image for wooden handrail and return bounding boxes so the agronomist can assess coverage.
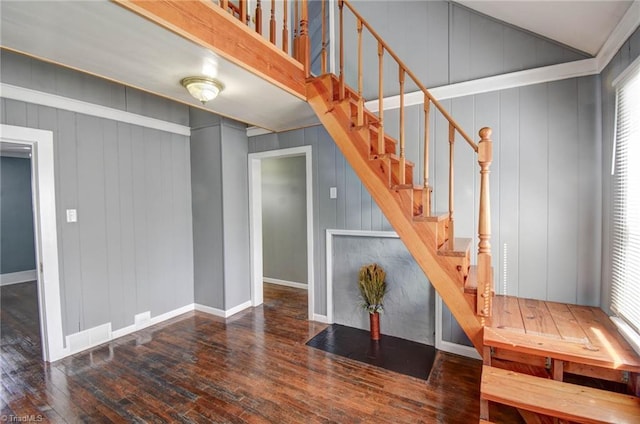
[340,0,478,153]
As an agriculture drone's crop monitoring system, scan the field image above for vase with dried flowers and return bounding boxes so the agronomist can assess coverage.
[358,263,387,341]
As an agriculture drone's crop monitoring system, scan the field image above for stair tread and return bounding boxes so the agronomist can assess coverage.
[413,211,450,222]
[484,326,640,372]
[481,365,640,423]
[438,237,471,257]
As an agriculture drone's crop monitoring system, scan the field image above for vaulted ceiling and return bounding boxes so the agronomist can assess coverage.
[456,0,634,56]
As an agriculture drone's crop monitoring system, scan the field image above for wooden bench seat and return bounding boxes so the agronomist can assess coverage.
[481,365,640,423]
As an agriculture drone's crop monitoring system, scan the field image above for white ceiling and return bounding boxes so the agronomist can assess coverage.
[0,1,636,133]
[0,0,318,132]
[456,0,634,56]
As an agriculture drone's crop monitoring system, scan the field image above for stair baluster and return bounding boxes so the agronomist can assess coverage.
[298,0,309,77]
[423,98,431,216]
[356,18,364,127]
[448,123,455,249]
[399,68,406,185]
[377,42,384,154]
[269,0,276,44]
[338,0,345,100]
[255,0,263,34]
[282,0,289,53]
[321,0,327,74]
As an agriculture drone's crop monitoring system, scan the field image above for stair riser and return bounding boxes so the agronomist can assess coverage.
[436,218,449,249]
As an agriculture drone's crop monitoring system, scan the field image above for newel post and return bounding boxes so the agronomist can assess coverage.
[477,127,493,317]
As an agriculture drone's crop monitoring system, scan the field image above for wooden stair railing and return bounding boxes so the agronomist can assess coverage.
[330,0,494,319]
[216,0,311,72]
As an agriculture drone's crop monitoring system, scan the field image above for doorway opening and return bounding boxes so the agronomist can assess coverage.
[0,143,42,367]
[248,146,314,319]
[1,124,64,362]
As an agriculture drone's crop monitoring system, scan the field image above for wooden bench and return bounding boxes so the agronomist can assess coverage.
[481,365,640,423]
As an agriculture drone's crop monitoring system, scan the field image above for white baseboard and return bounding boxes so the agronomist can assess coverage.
[437,340,481,360]
[0,269,37,286]
[111,304,194,339]
[62,303,195,358]
[194,303,226,317]
[313,314,330,324]
[195,300,252,318]
[263,277,308,290]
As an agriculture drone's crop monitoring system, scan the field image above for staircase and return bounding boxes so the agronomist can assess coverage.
[306,73,488,350]
[305,0,495,352]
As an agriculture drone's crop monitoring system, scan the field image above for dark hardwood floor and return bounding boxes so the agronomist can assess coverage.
[1,282,522,423]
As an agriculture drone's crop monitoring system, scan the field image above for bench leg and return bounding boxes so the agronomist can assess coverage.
[480,398,489,421]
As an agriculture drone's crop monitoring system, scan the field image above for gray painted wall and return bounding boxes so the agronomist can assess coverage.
[190,109,251,310]
[340,1,588,98]
[262,156,308,284]
[1,50,188,126]
[600,27,640,313]
[0,156,36,274]
[332,236,435,345]
[1,52,194,337]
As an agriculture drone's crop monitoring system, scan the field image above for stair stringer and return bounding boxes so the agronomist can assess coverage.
[307,76,484,352]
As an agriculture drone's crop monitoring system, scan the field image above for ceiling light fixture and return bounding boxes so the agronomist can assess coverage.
[180,76,224,104]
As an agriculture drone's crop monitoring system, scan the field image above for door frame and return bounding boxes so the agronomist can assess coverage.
[248,146,314,319]
[1,124,64,362]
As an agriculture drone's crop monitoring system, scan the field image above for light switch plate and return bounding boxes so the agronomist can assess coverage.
[66,209,77,223]
[330,187,337,199]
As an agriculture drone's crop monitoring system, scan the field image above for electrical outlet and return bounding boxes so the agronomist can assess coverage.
[66,209,78,223]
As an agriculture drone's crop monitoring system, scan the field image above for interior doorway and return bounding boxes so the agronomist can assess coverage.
[248,146,314,319]
[1,124,64,362]
[0,143,42,365]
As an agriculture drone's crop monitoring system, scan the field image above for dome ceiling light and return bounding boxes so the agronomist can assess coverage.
[180,76,224,104]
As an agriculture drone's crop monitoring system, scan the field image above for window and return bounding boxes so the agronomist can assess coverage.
[611,58,640,335]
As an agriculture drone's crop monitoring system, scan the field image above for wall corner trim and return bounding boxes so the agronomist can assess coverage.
[0,83,191,136]
[596,1,640,72]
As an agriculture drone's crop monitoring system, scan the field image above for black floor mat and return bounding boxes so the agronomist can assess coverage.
[306,324,436,381]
